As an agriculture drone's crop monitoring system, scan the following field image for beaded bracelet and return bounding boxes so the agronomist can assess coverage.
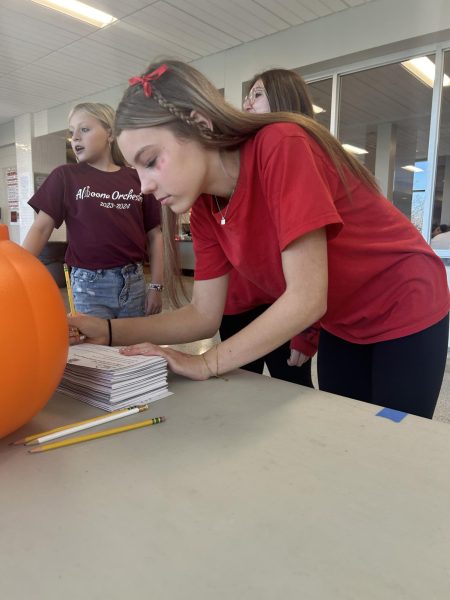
[201,345,220,378]
[147,283,164,292]
[201,352,216,378]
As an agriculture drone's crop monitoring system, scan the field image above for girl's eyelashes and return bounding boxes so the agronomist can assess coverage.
[145,157,157,169]
[68,127,89,137]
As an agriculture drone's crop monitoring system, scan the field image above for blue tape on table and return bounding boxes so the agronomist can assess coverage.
[376,407,408,423]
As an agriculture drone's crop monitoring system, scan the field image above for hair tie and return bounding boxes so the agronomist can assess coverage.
[128,64,169,97]
[106,318,112,347]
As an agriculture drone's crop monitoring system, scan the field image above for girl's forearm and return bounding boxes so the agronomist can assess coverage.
[110,303,219,346]
[208,291,326,375]
[22,211,55,256]
[22,225,52,256]
[147,227,164,285]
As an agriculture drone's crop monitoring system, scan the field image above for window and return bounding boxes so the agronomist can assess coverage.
[306,77,332,130]
[337,58,435,229]
[431,50,450,245]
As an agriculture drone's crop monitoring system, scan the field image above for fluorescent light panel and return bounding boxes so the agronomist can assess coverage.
[342,143,368,155]
[401,165,424,173]
[31,0,117,28]
[401,56,450,88]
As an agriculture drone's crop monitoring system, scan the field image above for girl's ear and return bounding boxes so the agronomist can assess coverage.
[190,110,213,131]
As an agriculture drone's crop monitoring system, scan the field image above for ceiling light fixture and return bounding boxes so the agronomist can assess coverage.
[31,0,117,28]
[342,143,368,155]
[401,56,450,88]
[401,165,424,173]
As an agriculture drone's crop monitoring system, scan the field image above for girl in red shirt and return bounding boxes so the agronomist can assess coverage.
[220,68,320,388]
[70,61,449,419]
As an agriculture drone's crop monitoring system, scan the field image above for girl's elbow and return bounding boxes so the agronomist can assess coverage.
[204,318,221,339]
[192,306,221,339]
[311,290,327,322]
[314,299,327,322]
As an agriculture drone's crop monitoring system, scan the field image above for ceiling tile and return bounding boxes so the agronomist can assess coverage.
[91,20,200,61]
[0,0,380,125]
[0,7,80,49]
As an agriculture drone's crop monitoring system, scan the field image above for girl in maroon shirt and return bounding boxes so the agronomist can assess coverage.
[23,102,163,318]
[70,61,449,419]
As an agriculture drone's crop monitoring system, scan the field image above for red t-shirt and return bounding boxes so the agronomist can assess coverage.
[191,123,449,344]
[28,163,161,269]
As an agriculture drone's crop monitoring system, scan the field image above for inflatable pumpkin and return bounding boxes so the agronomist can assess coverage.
[0,224,68,439]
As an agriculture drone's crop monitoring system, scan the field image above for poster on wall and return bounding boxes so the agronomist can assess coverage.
[6,167,19,221]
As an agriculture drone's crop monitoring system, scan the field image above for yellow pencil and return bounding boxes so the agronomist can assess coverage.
[25,406,149,446]
[11,405,149,445]
[28,417,166,453]
[63,263,76,316]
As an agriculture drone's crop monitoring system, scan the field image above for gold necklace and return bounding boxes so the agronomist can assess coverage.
[213,185,236,225]
[213,151,239,225]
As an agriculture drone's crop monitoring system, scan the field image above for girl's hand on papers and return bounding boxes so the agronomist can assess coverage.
[68,314,108,346]
[120,343,210,381]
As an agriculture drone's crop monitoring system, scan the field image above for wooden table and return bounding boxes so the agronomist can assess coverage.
[1,370,449,599]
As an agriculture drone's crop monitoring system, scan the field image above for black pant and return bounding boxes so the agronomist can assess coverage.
[220,305,313,388]
[317,314,449,419]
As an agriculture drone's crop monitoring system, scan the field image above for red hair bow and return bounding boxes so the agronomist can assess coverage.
[128,64,168,97]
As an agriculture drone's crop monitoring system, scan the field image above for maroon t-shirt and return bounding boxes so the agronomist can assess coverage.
[28,163,161,269]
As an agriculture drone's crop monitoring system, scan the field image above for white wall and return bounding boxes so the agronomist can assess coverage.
[31,132,68,241]
[0,122,17,226]
[0,144,17,225]
[0,121,15,146]
[32,132,66,175]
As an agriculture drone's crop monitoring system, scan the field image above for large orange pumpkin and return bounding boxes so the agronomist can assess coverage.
[0,224,68,439]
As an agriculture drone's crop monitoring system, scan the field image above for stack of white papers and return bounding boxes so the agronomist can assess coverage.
[57,344,171,411]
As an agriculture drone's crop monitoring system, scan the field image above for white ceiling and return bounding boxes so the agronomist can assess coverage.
[0,0,376,125]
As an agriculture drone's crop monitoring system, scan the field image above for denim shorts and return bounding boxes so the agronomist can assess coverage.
[70,263,146,318]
